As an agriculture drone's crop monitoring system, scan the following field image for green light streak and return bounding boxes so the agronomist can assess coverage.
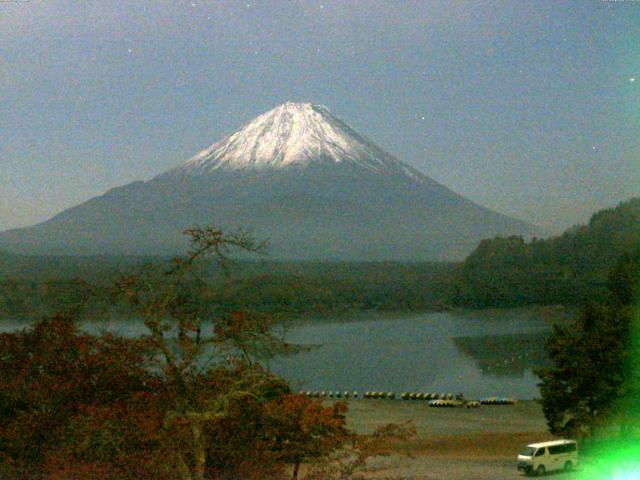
[578,441,640,479]
[577,267,640,479]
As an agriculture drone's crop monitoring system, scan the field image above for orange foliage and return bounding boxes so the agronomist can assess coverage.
[0,315,351,479]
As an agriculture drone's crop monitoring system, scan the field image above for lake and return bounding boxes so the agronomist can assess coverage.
[1,308,572,400]
[266,309,565,400]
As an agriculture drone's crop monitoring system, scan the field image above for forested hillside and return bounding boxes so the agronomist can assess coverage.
[0,256,454,320]
[448,198,640,308]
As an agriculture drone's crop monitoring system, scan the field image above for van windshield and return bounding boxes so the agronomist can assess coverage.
[520,447,536,456]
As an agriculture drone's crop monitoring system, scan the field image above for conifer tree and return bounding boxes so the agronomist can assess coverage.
[537,249,639,440]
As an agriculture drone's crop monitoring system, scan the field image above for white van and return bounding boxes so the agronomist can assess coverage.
[517,439,578,476]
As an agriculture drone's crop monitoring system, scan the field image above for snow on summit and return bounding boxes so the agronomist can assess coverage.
[172,102,428,181]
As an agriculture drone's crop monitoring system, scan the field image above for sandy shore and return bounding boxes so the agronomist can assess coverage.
[333,399,579,479]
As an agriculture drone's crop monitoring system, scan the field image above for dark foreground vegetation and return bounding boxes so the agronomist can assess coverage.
[0,228,414,479]
[537,247,640,456]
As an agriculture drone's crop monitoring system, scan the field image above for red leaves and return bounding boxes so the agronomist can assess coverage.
[0,314,350,479]
[0,229,351,479]
[264,394,349,464]
[0,314,163,477]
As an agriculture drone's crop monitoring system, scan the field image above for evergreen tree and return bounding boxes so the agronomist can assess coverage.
[536,249,639,440]
[537,303,628,439]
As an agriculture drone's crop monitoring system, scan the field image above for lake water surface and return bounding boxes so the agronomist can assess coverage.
[266,309,561,400]
[1,308,570,400]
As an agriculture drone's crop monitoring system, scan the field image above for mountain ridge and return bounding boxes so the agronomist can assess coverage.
[0,102,540,260]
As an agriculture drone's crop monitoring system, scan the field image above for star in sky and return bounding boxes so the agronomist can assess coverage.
[630,78,636,83]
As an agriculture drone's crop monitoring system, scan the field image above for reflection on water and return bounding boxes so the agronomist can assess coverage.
[0,308,570,400]
[267,309,565,400]
[453,333,552,378]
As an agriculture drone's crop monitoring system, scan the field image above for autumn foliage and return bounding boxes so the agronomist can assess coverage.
[0,314,354,479]
[0,313,166,478]
[265,394,348,479]
[0,229,412,478]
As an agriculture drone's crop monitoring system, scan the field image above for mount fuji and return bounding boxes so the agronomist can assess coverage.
[0,102,539,260]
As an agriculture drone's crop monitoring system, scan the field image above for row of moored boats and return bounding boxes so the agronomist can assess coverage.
[299,390,516,407]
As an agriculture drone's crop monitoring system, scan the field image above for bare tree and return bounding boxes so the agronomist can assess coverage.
[116,227,294,480]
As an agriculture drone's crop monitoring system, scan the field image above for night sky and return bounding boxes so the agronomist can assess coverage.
[1,0,638,233]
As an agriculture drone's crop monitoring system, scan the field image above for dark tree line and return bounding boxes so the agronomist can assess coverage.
[0,259,454,321]
[448,197,640,308]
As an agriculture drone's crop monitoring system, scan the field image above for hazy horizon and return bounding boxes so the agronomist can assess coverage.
[2,1,639,234]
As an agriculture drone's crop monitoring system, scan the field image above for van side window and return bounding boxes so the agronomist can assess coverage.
[548,444,576,454]
[535,448,546,457]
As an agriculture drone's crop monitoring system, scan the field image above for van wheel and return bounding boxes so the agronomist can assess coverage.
[536,465,546,476]
[564,461,573,472]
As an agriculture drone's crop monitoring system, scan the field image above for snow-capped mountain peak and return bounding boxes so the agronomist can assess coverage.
[171,102,426,180]
[0,102,539,260]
